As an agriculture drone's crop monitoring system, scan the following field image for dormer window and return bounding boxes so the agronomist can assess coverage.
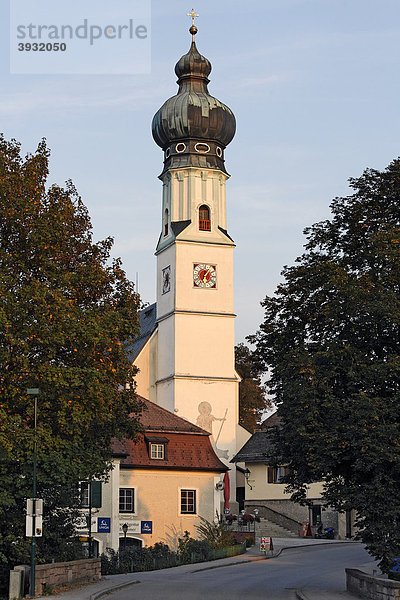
[164,208,169,236]
[150,443,165,459]
[199,205,211,231]
[145,436,169,460]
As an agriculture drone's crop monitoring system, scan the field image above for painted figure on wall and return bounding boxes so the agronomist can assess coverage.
[196,401,228,458]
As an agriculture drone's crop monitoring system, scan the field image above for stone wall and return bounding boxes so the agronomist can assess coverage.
[35,558,101,595]
[346,568,400,599]
[245,499,341,537]
[245,500,301,535]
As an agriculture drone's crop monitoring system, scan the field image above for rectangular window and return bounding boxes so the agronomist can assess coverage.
[150,443,165,459]
[119,488,135,513]
[267,466,290,484]
[80,481,102,508]
[181,489,196,514]
[80,482,89,507]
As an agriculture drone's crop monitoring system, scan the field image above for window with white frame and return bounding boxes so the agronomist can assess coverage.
[180,489,196,514]
[150,443,165,459]
[119,488,135,513]
[80,482,89,507]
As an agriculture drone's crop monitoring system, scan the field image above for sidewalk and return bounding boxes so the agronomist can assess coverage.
[33,538,369,600]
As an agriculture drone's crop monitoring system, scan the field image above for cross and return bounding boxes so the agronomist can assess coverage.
[187,8,199,27]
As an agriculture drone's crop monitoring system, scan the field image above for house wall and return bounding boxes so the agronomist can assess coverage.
[118,468,221,550]
[245,463,325,501]
[243,461,351,539]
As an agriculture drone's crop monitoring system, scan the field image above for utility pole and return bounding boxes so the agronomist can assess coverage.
[27,388,40,597]
[88,481,92,559]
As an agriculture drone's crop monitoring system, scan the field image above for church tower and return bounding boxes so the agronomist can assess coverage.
[150,20,240,477]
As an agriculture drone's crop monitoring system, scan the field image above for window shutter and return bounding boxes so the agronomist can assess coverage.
[91,481,102,508]
[267,466,275,484]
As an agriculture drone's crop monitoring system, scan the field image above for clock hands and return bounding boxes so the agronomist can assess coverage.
[202,267,212,283]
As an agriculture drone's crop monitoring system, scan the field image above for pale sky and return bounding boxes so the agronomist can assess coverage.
[2,0,400,342]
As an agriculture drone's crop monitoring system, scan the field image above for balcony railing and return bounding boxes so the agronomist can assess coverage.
[199,219,211,231]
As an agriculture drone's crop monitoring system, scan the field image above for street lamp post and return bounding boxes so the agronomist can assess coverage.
[27,388,40,598]
[122,523,128,550]
[253,508,259,537]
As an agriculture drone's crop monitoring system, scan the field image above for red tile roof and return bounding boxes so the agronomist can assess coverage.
[137,396,208,434]
[111,397,228,473]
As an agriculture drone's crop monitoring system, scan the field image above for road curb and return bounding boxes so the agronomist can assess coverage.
[270,540,357,558]
[89,579,140,600]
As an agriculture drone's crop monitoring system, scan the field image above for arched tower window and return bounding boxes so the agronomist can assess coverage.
[164,208,169,236]
[199,205,211,231]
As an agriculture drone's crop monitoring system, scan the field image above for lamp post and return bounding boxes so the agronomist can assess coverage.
[253,508,259,536]
[122,523,128,550]
[27,388,40,597]
[244,468,253,490]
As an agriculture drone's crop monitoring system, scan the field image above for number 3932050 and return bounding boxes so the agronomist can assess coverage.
[18,42,67,51]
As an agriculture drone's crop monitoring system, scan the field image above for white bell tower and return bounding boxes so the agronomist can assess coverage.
[151,23,240,472]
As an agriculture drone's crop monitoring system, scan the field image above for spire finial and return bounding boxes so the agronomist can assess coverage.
[187,8,199,41]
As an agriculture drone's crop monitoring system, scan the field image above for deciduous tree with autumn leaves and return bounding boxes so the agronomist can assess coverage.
[250,159,400,573]
[0,136,142,575]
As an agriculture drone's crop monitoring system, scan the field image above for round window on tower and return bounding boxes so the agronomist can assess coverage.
[216,146,223,158]
[195,143,210,154]
[165,147,171,159]
[176,143,186,153]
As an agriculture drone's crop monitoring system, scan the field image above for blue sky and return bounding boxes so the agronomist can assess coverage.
[2,0,400,342]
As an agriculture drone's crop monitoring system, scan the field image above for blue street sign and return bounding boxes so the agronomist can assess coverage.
[141,520,152,534]
[97,517,111,533]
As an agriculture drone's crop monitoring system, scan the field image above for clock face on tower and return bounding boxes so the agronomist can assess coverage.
[162,265,171,294]
[193,263,217,289]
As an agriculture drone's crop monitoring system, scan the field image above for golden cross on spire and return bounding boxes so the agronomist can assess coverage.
[187,8,199,27]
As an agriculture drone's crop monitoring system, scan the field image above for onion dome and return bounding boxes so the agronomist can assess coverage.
[152,27,236,174]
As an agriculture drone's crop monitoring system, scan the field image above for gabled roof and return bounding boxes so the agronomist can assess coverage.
[112,397,227,473]
[230,429,276,463]
[231,411,281,464]
[260,411,281,430]
[128,303,157,359]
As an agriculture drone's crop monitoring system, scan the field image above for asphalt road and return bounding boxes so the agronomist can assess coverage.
[108,543,375,600]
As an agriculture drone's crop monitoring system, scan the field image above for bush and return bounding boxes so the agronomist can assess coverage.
[195,514,238,549]
[101,543,179,575]
[177,531,207,564]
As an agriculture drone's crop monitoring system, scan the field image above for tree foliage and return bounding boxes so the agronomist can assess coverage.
[235,343,270,431]
[250,158,400,572]
[0,136,142,571]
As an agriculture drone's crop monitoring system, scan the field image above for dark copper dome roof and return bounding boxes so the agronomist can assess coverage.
[152,39,236,151]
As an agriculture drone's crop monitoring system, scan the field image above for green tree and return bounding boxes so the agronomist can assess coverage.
[250,158,400,573]
[235,343,270,431]
[0,136,142,572]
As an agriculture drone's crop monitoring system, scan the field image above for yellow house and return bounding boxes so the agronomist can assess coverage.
[231,413,352,539]
[83,397,229,553]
